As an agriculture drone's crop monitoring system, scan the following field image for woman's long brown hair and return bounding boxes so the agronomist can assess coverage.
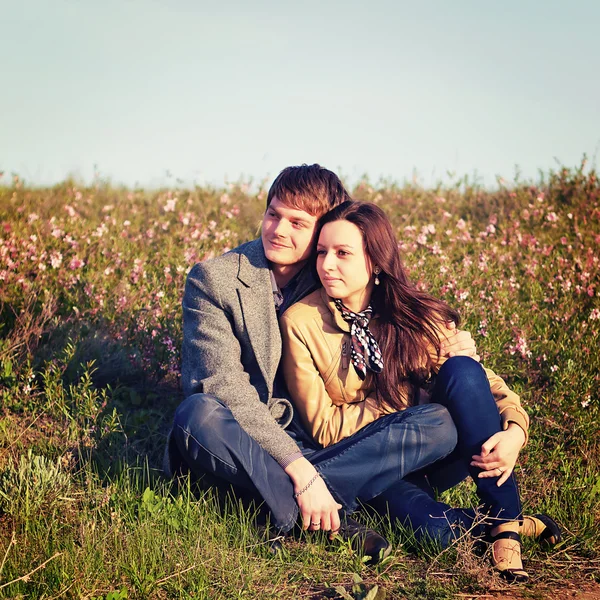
[316,201,460,411]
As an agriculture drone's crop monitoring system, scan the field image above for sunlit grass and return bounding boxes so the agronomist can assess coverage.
[0,161,598,598]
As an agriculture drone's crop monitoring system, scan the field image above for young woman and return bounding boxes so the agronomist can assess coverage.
[280,201,560,582]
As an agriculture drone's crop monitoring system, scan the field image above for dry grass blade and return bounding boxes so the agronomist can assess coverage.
[0,552,62,591]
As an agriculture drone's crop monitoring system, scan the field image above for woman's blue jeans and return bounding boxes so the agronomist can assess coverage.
[171,396,458,532]
[368,356,523,547]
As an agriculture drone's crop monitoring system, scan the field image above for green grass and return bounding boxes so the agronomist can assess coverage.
[0,162,599,598]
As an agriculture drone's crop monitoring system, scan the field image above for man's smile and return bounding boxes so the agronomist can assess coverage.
[268,239,291,249]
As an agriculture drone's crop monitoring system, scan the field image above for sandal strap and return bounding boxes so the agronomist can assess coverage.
[499,568,529,583]
[533,513,562,544]
[491,530,522,543]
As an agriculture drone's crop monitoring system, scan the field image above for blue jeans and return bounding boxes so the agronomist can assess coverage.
[171,396,457,532]
[368,356,523,547]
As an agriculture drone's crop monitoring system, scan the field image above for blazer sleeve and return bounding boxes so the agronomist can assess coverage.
[431,324,530,444]
[280,312,382,448]
[181,263,301,463]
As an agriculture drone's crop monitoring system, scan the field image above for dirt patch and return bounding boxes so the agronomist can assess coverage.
[476,581,600,600]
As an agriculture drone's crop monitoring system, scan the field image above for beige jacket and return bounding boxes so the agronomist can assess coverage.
[280,289,529,448]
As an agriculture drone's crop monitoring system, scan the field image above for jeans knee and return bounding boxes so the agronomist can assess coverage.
[437,356,489,398]
[439,355,483,380]
[424,404,458,457]
[173,393,229,446]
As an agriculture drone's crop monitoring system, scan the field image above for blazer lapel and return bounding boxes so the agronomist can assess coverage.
[237,240,281,393]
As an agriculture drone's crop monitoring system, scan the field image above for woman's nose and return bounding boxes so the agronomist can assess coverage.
[321,252,335,271]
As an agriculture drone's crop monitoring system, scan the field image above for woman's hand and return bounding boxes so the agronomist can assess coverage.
[441,322,480,362]
[285,457,342,535]
[470,424,526,486]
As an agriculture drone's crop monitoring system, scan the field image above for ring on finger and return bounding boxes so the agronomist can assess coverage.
[311,521,320,527]
[496,467,505,474]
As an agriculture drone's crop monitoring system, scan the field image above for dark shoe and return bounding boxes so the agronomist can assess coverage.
[336,516,392,565]
[520,514,562,547]
[162,429,190,478]
[490,531,529,584]
[256,524,286,556]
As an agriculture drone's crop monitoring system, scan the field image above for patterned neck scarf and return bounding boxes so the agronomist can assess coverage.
[333,299,384,380]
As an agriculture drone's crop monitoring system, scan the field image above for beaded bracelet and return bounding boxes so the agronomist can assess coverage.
[293,472,321,498]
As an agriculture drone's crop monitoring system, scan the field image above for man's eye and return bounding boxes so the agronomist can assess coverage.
[292,222,304,228]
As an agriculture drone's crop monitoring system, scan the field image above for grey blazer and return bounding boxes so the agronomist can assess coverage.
[172,238,317,467]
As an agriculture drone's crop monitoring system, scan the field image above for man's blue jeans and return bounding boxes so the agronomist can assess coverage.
[369,356,523,547]
[171,397,457,532]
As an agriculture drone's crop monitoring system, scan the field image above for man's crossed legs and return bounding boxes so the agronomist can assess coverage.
[167,396,457,534]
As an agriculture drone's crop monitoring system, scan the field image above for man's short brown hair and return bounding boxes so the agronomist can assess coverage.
[266,164,351,218]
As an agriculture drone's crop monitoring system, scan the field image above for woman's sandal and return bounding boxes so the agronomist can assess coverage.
[520,514,562,547]
[490,531,529,584]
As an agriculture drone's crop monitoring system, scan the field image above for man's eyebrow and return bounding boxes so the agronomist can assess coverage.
[290,215,313,224]
[268,206,313,223]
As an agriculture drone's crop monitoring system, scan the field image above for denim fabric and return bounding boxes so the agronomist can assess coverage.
[369,356,523,547]
[172,394,457,532]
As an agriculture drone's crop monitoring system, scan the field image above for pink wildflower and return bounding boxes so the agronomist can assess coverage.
[69,257,85,269]
[508,334,531,359]
[163,198,177,212]
[49,251,63,268]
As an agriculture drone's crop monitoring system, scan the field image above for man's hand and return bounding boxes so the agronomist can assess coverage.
[470,424,526,486]
[441,322,480,362]
[285,457,342,535]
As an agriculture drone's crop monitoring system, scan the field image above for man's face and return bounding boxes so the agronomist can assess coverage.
[261,197,319,268]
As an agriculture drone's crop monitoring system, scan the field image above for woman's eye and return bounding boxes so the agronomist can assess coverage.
[316,250,325,256]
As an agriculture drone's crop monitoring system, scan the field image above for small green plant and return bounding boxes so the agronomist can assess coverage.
[91,588,128,600]
[0,449,70,520]
[330,573,385,600]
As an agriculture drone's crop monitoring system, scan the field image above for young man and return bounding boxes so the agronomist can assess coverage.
[164,164,478,562]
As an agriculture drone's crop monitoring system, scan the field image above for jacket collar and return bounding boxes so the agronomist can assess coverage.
[320,288,351,332]
[234,238,279,392]
[320,287,381,333]
[237,238,270,288]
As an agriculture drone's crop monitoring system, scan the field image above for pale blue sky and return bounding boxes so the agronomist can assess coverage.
[2,0,599,188]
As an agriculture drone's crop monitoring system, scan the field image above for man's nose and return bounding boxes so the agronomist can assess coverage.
[273,219,290,237]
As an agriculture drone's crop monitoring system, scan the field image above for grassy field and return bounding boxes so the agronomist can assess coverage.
[0,162,599,599]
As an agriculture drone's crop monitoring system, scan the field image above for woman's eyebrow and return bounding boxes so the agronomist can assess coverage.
[316,243,354,250]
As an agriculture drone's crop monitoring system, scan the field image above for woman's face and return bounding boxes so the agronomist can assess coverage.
[316,219,374,313]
